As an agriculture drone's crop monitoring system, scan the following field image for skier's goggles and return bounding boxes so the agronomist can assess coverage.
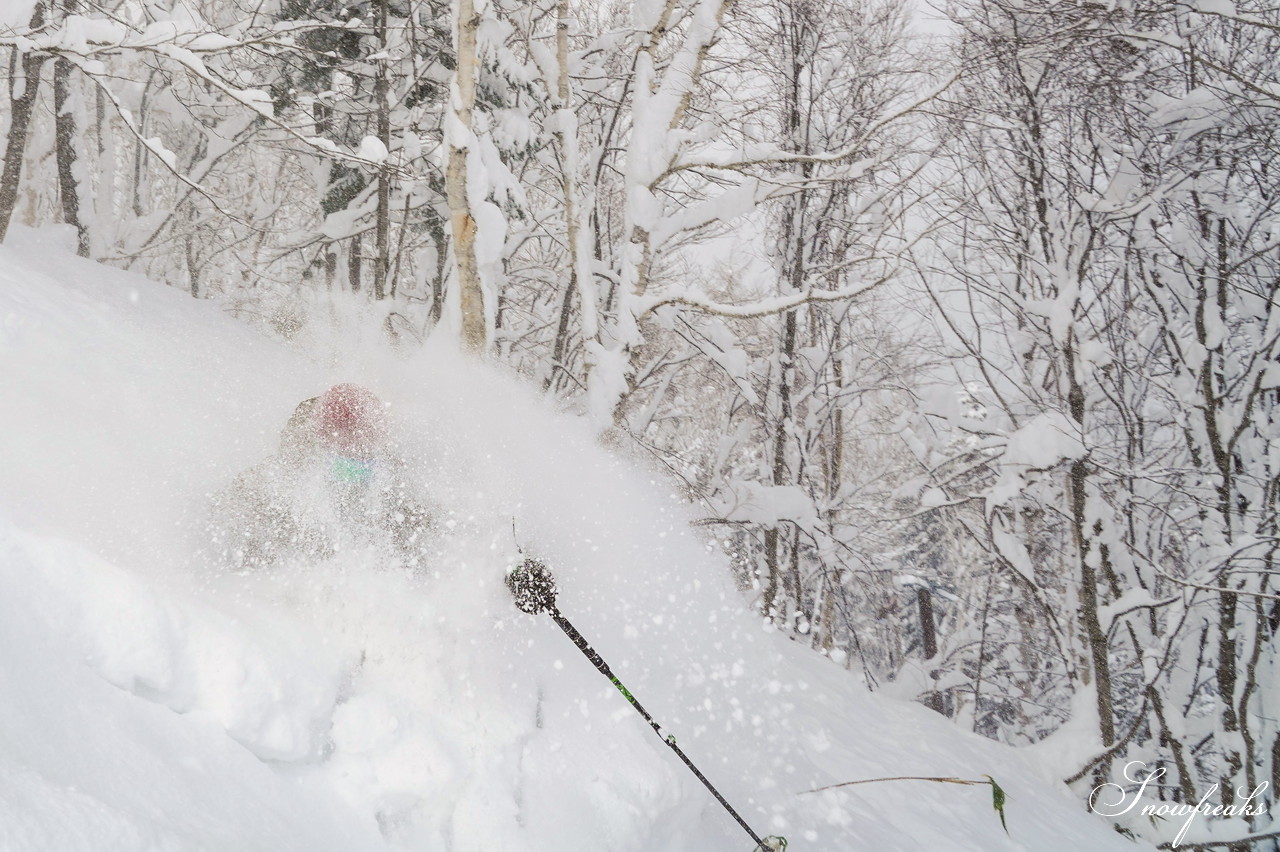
[330,455,376,484]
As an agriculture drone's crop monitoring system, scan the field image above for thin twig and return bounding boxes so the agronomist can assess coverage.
[804,775,989,794]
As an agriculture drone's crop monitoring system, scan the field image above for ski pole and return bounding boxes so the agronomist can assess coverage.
[506,557,785,852]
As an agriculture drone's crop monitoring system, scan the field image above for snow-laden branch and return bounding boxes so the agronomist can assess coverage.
[635,274,892,320]
[0,15,414,179]
[72,59,252,230]
[1177,0,1280,34]
[119,116,268,258]
[1148,562,1280,604]
[667,71,958,175]
[1193,54,1280,108]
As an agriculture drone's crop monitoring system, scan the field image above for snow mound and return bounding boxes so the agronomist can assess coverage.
[0,229,1147,850]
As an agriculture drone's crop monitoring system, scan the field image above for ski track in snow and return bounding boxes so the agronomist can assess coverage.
[0,228,1148,851]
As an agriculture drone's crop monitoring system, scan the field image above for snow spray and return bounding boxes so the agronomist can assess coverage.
[506,557,787,852]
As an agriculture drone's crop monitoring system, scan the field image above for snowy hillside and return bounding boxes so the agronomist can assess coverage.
[0,230,1145,851]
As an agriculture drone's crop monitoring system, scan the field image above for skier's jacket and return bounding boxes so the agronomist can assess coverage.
[208,385,434,569]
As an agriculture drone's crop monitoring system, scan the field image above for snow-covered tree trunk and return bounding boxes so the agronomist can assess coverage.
[592,0,731,423]
[545,0,598,394]
[52,0,86,258]
[760,0,812,622]
[372,0,391,301]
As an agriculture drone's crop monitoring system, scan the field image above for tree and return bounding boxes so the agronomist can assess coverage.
[0,3,48,243]
[919,0,1280,840]
[447,0,486,350]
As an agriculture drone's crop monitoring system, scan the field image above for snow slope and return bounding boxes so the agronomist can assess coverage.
[0,229,1145,851]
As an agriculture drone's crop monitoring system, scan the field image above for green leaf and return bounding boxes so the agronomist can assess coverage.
[984,775,1009,833]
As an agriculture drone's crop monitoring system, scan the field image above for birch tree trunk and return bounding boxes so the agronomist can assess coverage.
[447,0,486,352]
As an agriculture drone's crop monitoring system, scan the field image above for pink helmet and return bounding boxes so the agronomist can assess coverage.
[314,384,387,457]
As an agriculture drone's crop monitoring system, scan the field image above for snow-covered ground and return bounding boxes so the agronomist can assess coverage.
[0,229,1145,850]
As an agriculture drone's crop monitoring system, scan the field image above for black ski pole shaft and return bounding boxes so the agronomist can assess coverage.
[547,605,767,850]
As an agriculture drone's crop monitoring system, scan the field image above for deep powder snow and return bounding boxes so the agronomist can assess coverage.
[0,230,1146,851]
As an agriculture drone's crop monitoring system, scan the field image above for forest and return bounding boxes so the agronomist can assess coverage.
[1,0,1277,847]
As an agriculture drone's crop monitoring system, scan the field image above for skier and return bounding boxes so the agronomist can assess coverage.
[208,384,434,569]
